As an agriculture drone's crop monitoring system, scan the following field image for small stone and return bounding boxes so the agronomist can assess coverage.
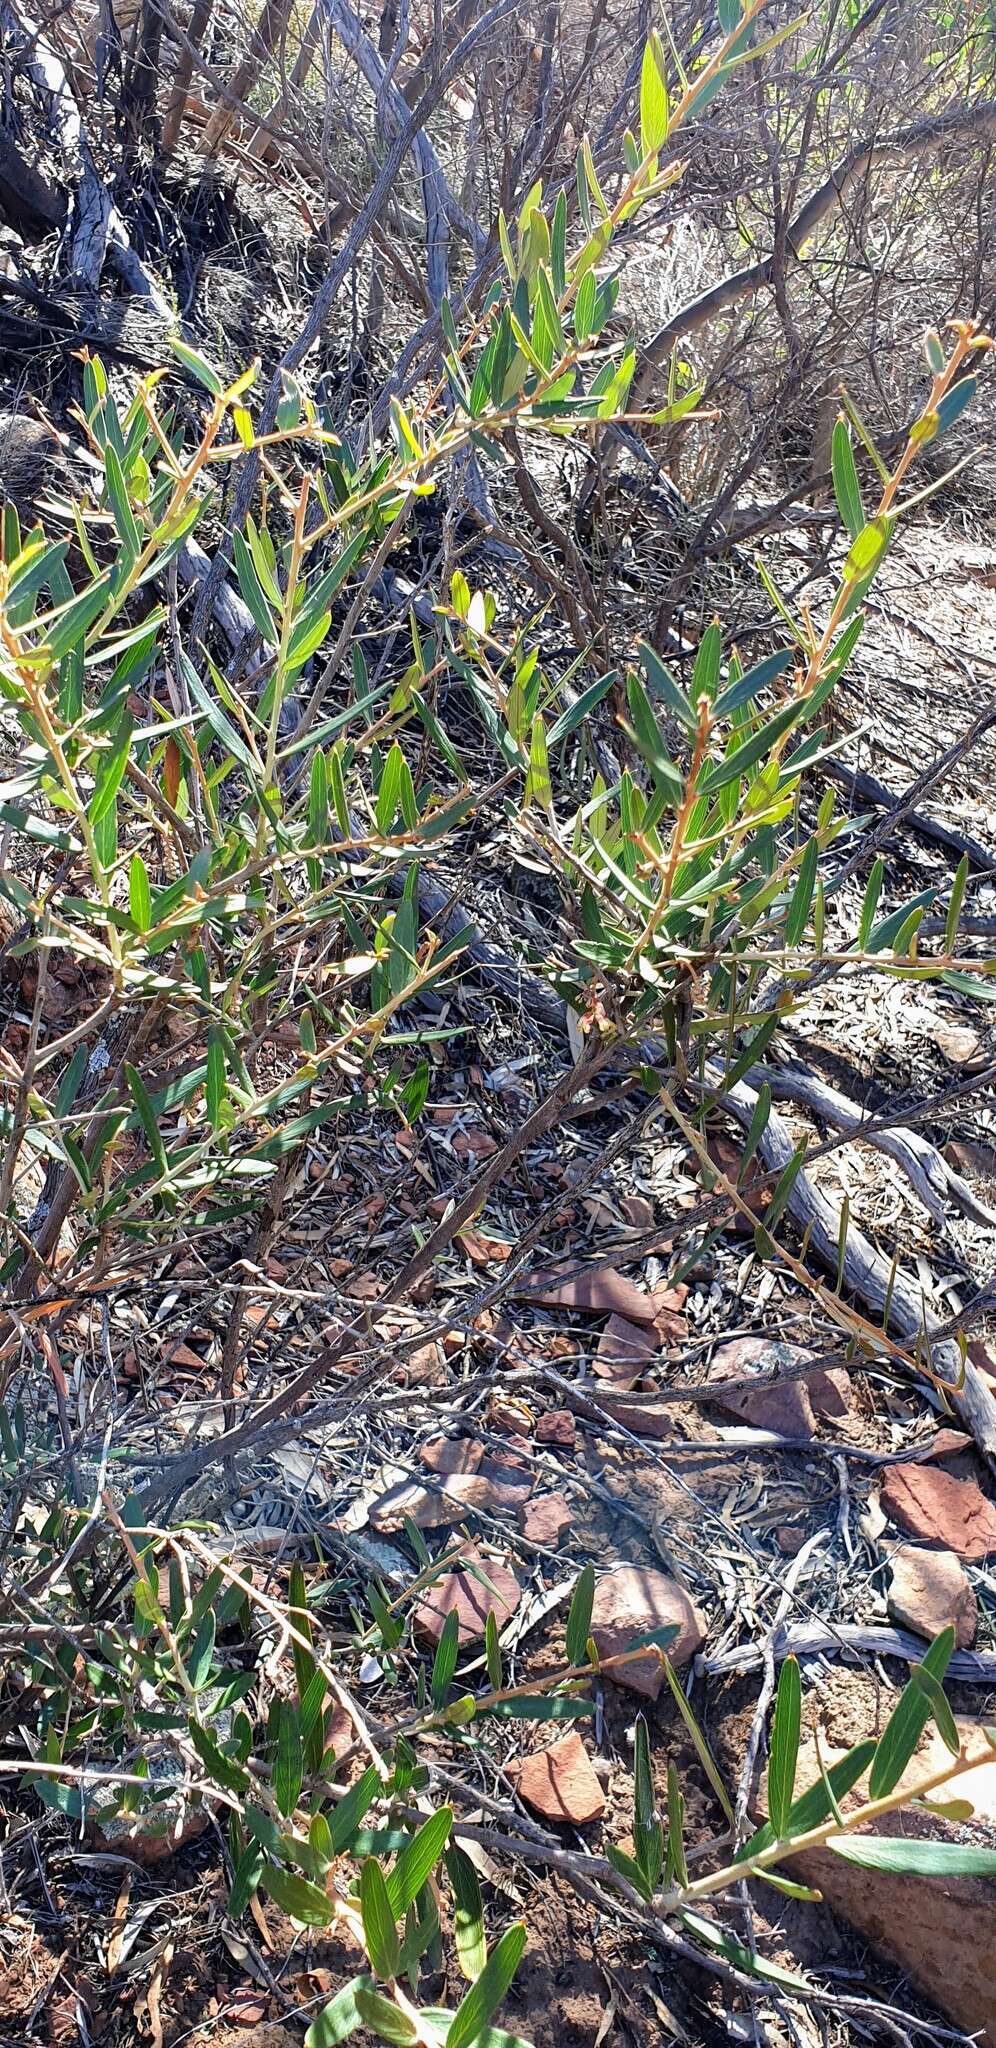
[887,1545,977,1648]
[370,1473,495,1531]
[596,1393,673,1440]
[508,1730,606,1824]
[620,1194,654,1229]
[518,1492,572,1547]
[923,1429,972,1464]
[595,1314,656,1388]
[478,1455,532,1508]
[775,1524,806,1555]
[590,1567,707,1698]
[928,1018,986,1070]
[420,1437,484,1476]
[807,1366,851,1420]
[536,1408,576,1447]
[881,1462,996,1561]
[707,1338,816,1435]
[413,1545,520,1644]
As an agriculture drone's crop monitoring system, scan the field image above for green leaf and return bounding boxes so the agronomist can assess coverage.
[739,1738,876,1862]
[446,1922,527,2048]
[262,1861,335,1926]
[869,1629,955,1799]
[633,1714,663,1891]
[305,1975,378,2048]
[713,648,794,719]
[186,1608,216,1690]
[639,642,696,730]
[361,1856,401,1979]
[910,1665,960,1757]
[275,1699,304,1818]
[483,1695,593,1721]
[445,1844,487,1980]
[128,853,152,932]
[566,1565,595,1666]
[697,699,804,797]
[639,33,669,153]
[353,1987,417,2045]
[665,1761,687,1886]
[187,1717,249,1795]
[90,712,134,826]
[843,517,891,582]
[169,334,224,395]
[485,1609,503,1690]
[328,1763,383,1852]
[857,857,884,948]
[431,1607,461,1709]
[784,837,818,946]
[661,1658,734,1824]
[680,1909,811,1993]
[831,420,865,541]
[767,1656,802,1835]
[523,713,552,814]
[827,1835,996,1877]
[945,854,969,953]
[228,1845,265,1920]
[605,1841,653,1900]
[126,1063,169,1178]
[205,1031,227,1131]
[386,1808,452,1917]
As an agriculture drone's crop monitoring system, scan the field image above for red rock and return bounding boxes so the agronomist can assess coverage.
[779,1717,996,2045]
[370,1472,495,1530]
[513,1267,659,1327]
[807,1366,851,1420]
[596,1392,673,1440]
[651,1284,688,1341]
[923,1429,972,1463]
[620,1195,654,1229]
[880,1462,996,1561]
[413,1546,520,1644]
[590,1567,706,1698]
[887,1545,977,1647]
[536,1408,576,1447]
[518,1493,572,1547]
[594,1314,656,1387]
[478,1455,533,1509]
[708,1338,816,1435]
[775,1524,806,1555]
[508,1731,606,1824]
[420,1437,484,1476]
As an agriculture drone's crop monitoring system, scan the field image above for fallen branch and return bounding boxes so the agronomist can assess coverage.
[701,1621,996,1683]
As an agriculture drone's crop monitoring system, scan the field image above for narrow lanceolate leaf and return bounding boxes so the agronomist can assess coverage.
[205,1031,226,1131]
[128,853,152,932]
[945,854,969,953]
[90,712,134,825]
[910,1664,960,1756]
[263,1861,336,1926]
[633,1715,664,1891]
[187,1718,249,1795]
[485,1608,503,1689]
[431,1607,460,1708]
[353,1987,417,2044]
[126,1063,168,1177]
[445,1843,487,1980]
[386,1807,452,1917]
[305,1975,378,2048]
[827,1836,996,1877]
[566,1564,595,1666]
[361,1857,400,1980]
[639,33,669,154]
[869,1628,955,1799]
[228,1845,264,1921]
[767,1656,802,1836]
[327,1763,383,1852]
[446,1922,527,2048]
[831,420,864,541]
[784,837,818,946]
[274,1699,304,1818]
[857,857,883,948]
